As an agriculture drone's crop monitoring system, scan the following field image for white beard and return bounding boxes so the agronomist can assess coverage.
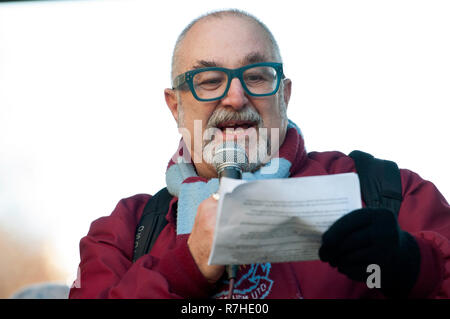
[202,126,278,173]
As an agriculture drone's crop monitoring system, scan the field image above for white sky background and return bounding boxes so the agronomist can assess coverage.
[0,0,449,284]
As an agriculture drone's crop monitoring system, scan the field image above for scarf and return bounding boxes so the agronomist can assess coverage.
[165,119,306,235]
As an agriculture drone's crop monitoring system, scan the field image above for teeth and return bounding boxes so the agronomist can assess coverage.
[220,126,251,132]
[218,123,254,130]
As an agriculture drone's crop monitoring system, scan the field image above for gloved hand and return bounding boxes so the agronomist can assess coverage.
[319,207,421,298]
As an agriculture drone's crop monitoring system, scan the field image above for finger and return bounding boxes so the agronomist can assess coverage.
[320,227,371,263]
[202,196,219,208]
[197,197,218,218]
[329,247,378,282]
[334,246,377,269]
[322,209,371,248]
[337,264,368,282]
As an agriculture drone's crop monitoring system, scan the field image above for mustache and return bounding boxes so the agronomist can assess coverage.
[206,106,263,129]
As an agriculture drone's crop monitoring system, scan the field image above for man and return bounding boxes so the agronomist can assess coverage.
[69,9,450,299]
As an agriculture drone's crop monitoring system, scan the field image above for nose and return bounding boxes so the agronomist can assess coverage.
[221,78,248,111]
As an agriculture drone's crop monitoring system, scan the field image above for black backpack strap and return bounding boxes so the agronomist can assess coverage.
[349,150,403,216]
[132,187,173,262]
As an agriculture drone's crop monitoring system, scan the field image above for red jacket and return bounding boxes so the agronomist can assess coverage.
[69,151,450,298]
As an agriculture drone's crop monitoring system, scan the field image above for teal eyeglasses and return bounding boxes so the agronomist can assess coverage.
[172,62,284,102]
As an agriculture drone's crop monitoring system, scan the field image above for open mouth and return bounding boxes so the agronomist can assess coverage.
[216,120,258,132]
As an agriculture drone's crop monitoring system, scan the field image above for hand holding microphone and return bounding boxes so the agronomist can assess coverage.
[187,195,224,284]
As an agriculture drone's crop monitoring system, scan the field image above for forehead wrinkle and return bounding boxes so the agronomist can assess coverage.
[240,52,271,65]
[191,60,221,69]
[190,51,271,71]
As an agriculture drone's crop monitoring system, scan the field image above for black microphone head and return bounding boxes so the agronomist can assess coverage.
[213,141,248,178]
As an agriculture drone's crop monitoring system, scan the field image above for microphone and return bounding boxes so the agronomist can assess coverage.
[213,141,248,179]
[212,141,248,299]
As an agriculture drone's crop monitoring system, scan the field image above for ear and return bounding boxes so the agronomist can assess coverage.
[282,78,292,109]
[164,88,179,123]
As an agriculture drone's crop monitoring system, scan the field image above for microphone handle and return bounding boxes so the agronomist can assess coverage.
[226,264,238,299]
[217,166,242,298]
[218,167,242,179]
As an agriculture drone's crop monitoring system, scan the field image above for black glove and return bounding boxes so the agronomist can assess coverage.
[319,207,421,298]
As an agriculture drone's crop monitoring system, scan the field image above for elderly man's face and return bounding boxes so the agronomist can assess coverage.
[165,16,291,178]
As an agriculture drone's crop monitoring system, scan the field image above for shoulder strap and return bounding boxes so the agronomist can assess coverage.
[132,187,173,262]
[349,150,403,216]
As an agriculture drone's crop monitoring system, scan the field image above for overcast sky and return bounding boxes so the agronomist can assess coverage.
[0,0,449,283]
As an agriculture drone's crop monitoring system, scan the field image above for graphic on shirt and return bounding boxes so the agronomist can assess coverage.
[214,263,273,299]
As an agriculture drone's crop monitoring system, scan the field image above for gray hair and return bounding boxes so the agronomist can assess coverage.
[170,9,283,82]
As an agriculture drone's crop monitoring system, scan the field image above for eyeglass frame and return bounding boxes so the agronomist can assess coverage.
[172,62,285,102]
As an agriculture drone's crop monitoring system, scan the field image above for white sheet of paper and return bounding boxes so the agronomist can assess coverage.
[208,173,362,265]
